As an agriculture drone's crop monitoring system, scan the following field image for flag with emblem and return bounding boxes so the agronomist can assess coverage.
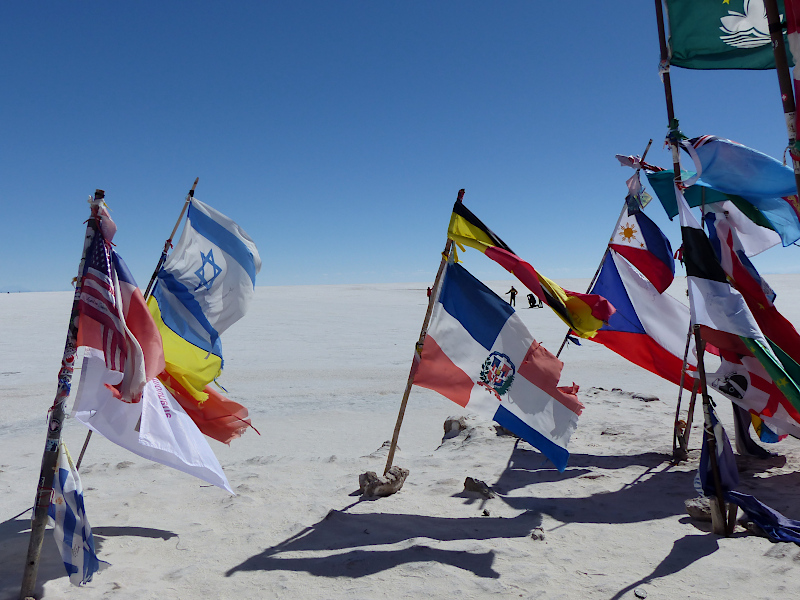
[48,442,108,585]
[609,210,674,293]
[413,262,583,471]
[665,0,793,70]
[148,198,260,443]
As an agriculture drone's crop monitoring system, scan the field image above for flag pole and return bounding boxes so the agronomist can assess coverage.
[764,0,800,198]
[75,178,198,471]
[143,177,199,300]
[19,191,104,600]
[554,140,654,359]
[383,189,463,475]
[672,325,696,461]
[654,0,684,181]
[693,325,734,536]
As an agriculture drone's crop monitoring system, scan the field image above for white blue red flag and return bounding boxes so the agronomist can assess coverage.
[48,442,108,585]
[609,210,674,293]
[413,262,582,471]
[590,250,695,389]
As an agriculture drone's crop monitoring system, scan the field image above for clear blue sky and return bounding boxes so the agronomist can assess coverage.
[1,1,797,293]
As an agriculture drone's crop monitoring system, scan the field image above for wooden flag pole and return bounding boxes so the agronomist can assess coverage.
[143,177,199,300]
[764,0,800,198]
[554,140,654,359]
[672,325,694,461]
[19,191,104,600]
[654,0,684,182]
[693,325,734,536]
[75,178,198,471]
[383,189,463,475]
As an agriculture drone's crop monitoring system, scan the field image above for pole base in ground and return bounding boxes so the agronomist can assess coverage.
[359,466,409,497]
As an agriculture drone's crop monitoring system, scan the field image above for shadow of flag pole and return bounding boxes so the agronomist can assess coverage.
[19,191,103,600]
[383,188,462,476]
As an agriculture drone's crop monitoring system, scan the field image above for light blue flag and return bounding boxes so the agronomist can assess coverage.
[48,442,108,585]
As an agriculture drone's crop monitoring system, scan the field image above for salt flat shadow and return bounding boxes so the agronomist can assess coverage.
[492,446,695,525]
[226,502,542,579]
[608,533,720,600]
[0,515,176,600]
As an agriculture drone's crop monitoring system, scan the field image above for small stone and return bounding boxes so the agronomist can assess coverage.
[482,509,491,517]
[632,393,659,402]
[634,588,647,599]
[530,527,546,541]
[464,477,495,498]
[685,496,712,522]
[443,416,468,439]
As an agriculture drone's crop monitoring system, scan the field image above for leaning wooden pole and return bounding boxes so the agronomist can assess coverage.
[383,189,463,475]
[20,191,104,600]
[554,140,653,359]
[764,0,800,197]
[143,177,199,299]
[75,178,198,471]
[693,325,733,536]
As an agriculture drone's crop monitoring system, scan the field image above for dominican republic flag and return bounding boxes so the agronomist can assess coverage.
[48,442,108,585]
[589,249,695,389]
[413,262,582,471]
[609,210,674,293]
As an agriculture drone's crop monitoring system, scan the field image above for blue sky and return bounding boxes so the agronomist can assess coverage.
[1,1,797,293]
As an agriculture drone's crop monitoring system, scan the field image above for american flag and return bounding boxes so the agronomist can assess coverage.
[78,228,127,372]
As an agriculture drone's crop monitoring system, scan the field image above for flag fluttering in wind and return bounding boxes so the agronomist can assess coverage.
[148,198,261,444]
[665,0,792,70]
[447,200,614,338]
[677,186,800,414]
[72,348,233,492]
[589,249,695,388]
[48,442,108,585]
[609,210,674,293]
[702,204,800,437]
[413,262,582,471]
[77,219,165,403]
[698,405,800,543]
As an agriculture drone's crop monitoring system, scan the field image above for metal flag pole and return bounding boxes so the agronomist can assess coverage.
[19,191,104,600]
[74,178,198,471]
[764,0,800,197]
[383,189,463,475]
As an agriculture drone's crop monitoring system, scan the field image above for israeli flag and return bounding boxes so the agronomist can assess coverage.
[48,442,108,585]
[154,198,262,357]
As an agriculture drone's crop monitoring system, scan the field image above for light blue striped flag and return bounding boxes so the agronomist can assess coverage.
[48,442,108,585]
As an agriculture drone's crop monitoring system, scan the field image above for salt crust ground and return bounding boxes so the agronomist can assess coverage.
[2,275,800,600]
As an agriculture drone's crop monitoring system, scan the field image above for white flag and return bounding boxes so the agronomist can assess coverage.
[72,348,233,493]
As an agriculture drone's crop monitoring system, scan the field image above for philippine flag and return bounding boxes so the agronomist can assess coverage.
[413,262,583,471]
[609,210,674,294]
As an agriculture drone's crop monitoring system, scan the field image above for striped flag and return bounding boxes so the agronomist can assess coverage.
[78,228,127,372]
[77,225,165,403]
[48,442,108,585]
[413,262,582,471]
[447,200,614,338]
[148,198,260,443]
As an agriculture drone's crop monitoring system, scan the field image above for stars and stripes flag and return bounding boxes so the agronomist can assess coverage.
[76,217,164,403]
[48,442,108,585]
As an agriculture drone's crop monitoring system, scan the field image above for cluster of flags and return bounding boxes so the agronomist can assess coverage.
[49,193,261,585]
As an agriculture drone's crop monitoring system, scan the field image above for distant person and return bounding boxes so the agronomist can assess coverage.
[505,286,517,306]
[426,286,432,298]
[527,293,542,309]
